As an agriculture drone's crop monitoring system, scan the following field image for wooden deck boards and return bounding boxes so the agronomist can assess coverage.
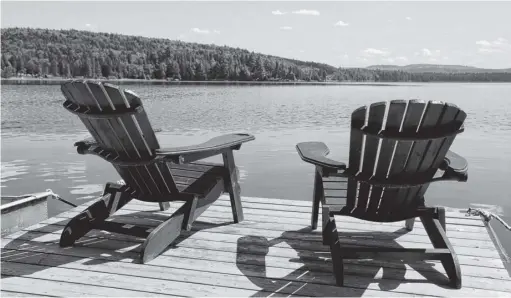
[2,195,511,297]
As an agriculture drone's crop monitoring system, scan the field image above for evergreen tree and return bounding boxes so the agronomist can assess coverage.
[166,61,181,80]
[194,61,207,80]
[239,65,251,81]
[253,57,266,80]
[101,63,111,77]
[153,63,166,79]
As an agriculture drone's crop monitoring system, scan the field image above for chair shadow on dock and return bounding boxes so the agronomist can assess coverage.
[1,207,233,277]
[235,227,454,297]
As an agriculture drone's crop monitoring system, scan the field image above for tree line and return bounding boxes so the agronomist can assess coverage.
[1,27,510,82]
[0,28,331,81]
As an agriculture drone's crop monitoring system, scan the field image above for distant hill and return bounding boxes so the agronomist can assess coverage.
[366,64,511,73]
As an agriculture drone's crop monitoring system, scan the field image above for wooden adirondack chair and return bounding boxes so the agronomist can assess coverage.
[59,80,255,263]
[296,100,468,289]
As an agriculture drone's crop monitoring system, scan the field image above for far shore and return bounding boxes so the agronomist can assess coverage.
[0,77,419,86]
[2,76,509,86]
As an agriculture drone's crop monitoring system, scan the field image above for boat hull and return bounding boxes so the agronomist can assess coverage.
[1,192,50,236]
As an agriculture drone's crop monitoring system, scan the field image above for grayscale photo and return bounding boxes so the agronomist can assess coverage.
[1,0,510,296]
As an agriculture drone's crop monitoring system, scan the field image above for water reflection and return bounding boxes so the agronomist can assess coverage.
[0,160,29,188]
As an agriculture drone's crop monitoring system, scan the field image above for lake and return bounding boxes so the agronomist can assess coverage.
[1,83,510,252]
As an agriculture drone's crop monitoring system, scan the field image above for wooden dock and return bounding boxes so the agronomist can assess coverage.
[2,195,511,297]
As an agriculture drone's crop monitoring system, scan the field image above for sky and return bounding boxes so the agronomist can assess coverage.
[2,1,511,69]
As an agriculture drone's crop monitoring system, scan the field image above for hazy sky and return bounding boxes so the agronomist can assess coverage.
[2,1,511,68]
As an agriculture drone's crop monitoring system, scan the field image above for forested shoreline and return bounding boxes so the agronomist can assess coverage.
[2,27,511,82]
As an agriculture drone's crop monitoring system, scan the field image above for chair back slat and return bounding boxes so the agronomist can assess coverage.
[379,100,427,217]
[346,100,466,221]
[405,102,467,204]
[346,106,366,210]
[424,103,466,173]
[63,82,146,194]
[82,81,151,194]
[61,80,180,197]
[122,88,161,148]
[357,102,385,212]
[367,100,407,215]
[95,82,175,196]
[63,82,114,148]
[394,101,444,212]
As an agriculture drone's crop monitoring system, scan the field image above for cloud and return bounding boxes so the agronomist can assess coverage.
[191,28,210,34]
[272,10,286,15]
[421,48,432,56]
[405,17,412,21]
[341,54,349,59]
[334,21,349,27]
[362,48,390,56]
[395,56,408,62]
[415,48,441,57]
[292,9,320,16]
[476,40,491,47]
[476,37,511,53]
[213,30,221,34]
[83,23,98,31]
[279,26,293,30]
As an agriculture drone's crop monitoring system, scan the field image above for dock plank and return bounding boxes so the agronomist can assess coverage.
[3,231,509,282]
[52,209,498,249]
[44,195,492,234]
[0,275,176,297]
[6,217,504,263]
[57,200,491,242]
[2,195,510,297]
[215,196,483,221]
[1,290,57,297]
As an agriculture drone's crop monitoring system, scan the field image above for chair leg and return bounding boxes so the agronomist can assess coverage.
[438,207,447,232]
[223,150,244,223]
[140,200,192,264]
[182,197,198,231]
[60,183,132,247]
[322,205,331,245]
[420,213,462,289]
[140,182,222,263]
[405,218,415,231]
[311,170,323,230]
[331,243,345,287]
[324,213,344,286]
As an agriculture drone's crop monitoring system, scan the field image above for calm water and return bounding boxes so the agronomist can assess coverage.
[1,83,511,251]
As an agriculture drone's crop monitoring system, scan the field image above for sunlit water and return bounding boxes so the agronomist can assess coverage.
[2,83,510,251]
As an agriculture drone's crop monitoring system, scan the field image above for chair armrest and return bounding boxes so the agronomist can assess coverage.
[74,138,124,164]
[295,142,347,171]
[156,133,255,163]
[74,137,96,149]
[439,150,468,182]
[74,133,255,166]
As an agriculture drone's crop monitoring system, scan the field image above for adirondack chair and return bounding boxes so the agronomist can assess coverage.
[59,80,255,263]
[296,100,468,289]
